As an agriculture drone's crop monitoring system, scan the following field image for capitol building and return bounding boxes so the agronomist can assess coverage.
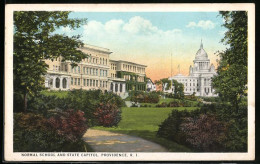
[168,41,217,97]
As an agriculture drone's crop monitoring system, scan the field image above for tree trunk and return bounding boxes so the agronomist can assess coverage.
[24,92,28,112]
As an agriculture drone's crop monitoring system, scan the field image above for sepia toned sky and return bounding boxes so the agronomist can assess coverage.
[55,12,227,81]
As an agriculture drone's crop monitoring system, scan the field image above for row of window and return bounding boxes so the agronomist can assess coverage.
[71,78,108,88]
[122,64,145,73]
[185,87,212,93]
[71,66,108,77]
[83,55,108,66]
[111,63,117,70]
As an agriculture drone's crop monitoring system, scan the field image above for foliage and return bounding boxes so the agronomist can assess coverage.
[180,114,227,151]
[212,11,248,110]
[157,102,247,152]
[48,109,88,142]
[155,78,171,91]
[14,112,88,152]
[13,11,87,111]
[155,99,200,108]
[94,103,122,127]
[129,91,160,103]
[172,79,185,99]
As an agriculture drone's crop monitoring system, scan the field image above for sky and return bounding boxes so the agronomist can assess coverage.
[55,12,227,81]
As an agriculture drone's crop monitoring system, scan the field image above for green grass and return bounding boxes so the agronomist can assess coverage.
[93,107,197,152]
[41,90,69,98]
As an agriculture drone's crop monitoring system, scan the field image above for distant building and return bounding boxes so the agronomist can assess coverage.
[168,41,217,97]
[146,78,156,92]
[44,44,147,96]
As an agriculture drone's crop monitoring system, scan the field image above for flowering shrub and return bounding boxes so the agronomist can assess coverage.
[129,91,160,103]
[94,103,121,127]
[180,114,227,151]
[48,109,88,142]
[14,111,88,152]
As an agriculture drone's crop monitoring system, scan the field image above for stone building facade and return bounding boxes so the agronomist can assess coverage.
[169,42,217,97]
[44,44,147,95]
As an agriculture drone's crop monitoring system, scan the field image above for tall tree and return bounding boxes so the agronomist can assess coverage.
[212,11,248,110]
[14,11,88,111]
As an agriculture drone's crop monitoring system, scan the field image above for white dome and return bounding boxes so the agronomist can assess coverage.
[195,42,208,60]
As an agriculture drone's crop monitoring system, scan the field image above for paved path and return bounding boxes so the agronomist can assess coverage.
[83,129,168,152]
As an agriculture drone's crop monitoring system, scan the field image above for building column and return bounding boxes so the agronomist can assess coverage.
[122,83,126,93]
[53,76,56,89]
[200,77,204,96]
[60,77,63,89]
[117,83,120,93]
[67,77,69,89]
[113,82,116,92]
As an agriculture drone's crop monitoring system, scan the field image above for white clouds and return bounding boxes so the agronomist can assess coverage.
[186,20,215,30]
[82,16,183,57]
[123,16,158,35]
[61,26,74,33]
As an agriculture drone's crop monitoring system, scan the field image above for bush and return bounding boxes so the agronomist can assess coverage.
[180,114,227,151]
[129,91,160,103]
[157,102,247,152]
[48,109,88,142]
[14,111,88,152]
[93,103,121,127]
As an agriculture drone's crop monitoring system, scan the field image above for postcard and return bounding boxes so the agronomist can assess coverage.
[4,3,255,161]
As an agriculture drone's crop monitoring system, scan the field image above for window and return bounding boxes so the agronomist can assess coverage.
[96,80,98,87]
[100,70,103,76]
[90,68,92,75]
[78,78,80,85]
[106,59,107,65]
[100,58,102,64]
[90,79,92,86]
[96,69,98,76]
[103,58,104,65]
[53,65,55,71]
[71,78,73,85]
[96,59,98,63]
[103,81,105,87]
[78,66,80,73]
[83,79,86,86]
[93,80,95,86]
[74,78,77,85]
[87,68,89,75]
[87,79,89,86]
[83,67,85,74]
[100,80,102,87]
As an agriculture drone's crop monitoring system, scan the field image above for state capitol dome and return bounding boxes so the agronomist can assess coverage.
[195,41,208,60]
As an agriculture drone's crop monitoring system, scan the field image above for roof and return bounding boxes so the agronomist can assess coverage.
[195,41,208,60]
[82,44,112,54]
[109,59,147,67]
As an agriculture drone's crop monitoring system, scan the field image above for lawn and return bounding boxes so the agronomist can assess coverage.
[93,107,197,152]
[41,90,69,98]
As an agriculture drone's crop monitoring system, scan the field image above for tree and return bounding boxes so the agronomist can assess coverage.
[172,79,184,99]
[155,78,171,91]
[212,11,248,111]
[14,11,88,111]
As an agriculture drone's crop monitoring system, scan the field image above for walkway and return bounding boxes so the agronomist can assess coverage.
[83,129,168,152]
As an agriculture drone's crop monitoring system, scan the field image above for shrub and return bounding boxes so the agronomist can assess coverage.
[48,109,88,142]
[157,102,247,152]
[14,111,88,152]
[94,103,122,127]
[129,91,160,103]
[180,114,227,151]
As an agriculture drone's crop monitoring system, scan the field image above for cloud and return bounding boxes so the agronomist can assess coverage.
[186,20,215,30]
[61,26,74,33]
[123,16,158,35]
[83,16,183,54]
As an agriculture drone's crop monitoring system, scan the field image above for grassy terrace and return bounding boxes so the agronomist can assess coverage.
[93,106,197,152]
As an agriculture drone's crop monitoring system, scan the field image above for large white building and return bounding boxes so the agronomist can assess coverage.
[169,42,217,97]
[44,44,147,96]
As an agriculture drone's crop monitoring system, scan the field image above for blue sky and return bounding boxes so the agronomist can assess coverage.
[56,12,227,80]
